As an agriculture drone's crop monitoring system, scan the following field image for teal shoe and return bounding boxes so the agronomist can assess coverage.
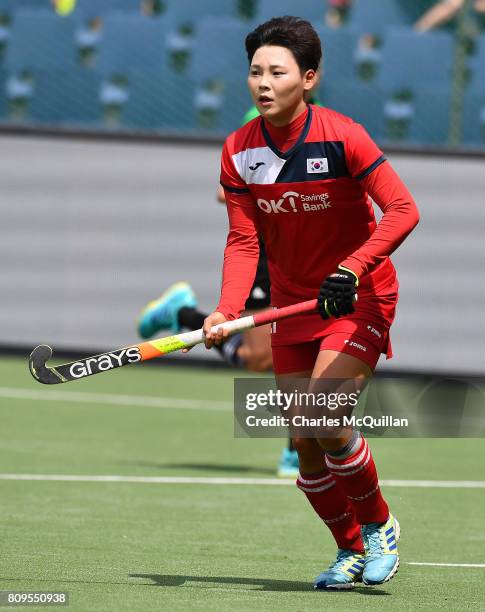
[277,448,299,477]
[137,282,198,339]
[362,514,400,585]
[314,549,365,590]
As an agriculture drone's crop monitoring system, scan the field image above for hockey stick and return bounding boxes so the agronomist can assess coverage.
[28,299,318,385]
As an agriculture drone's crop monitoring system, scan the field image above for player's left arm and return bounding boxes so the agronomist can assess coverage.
[318,124,419,320]
[339,122,420,278]
[338,164,420,279]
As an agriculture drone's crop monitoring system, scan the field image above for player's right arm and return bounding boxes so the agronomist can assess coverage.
[203,139,260,348]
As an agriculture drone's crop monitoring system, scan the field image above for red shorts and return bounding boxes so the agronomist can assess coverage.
[271,284,399,375]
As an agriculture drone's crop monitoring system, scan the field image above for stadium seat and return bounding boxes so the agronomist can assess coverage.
[163,0,238,29]
[96,13,169,76]
[256,0,327,24]
[469,34,485,93]
[0,19,9,63]
[408,88,451,145]
[0,0,15,17]
[348,0,409,37]
[28,68,101,124]
[216,79,253,132]
[462,91,485,145]
[6,10,78,73]
[379,28,454,92]
[73,0,140,21]
[314,26,360,83]
[320,82,385,139]
[379,87,451,145]
[16,0,51,7]
[0,0,51,14]
[188,17,248,84]
[0,68,7,119]
[121,70,196,131]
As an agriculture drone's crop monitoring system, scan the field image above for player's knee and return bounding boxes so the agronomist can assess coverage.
[291,437,321,461]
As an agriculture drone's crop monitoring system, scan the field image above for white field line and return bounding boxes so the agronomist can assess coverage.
[408,562,485,568]
[376,479,485,489]
[2,472,482,570]
[0,474,485,488]
[0,387,231,412]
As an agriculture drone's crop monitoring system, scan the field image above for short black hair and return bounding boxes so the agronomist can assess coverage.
[245,16,322,73]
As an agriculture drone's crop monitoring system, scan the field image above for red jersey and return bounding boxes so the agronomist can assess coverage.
[218,104,419,320]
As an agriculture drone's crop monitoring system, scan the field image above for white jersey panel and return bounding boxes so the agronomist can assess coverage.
[231,146,286,185]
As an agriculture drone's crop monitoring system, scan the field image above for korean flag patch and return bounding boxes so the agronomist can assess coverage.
[307,158,329,174]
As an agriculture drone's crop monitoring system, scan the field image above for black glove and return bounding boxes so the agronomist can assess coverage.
[318,265,359,320]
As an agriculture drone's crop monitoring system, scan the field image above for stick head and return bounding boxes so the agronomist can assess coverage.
[28,345,63,384]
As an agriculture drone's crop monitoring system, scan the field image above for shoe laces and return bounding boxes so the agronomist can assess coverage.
[329,549,359,571]
[362,523,384,559]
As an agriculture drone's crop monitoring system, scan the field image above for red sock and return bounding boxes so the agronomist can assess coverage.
[297,471,364,552]
[325,435,389,525]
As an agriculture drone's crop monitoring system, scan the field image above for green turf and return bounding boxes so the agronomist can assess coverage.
[0,356,484,611]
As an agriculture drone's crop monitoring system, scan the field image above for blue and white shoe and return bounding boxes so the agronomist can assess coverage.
[277,448,299,477]
[137,282,198,339]
[361,514,400,585]
[314,549,365,590]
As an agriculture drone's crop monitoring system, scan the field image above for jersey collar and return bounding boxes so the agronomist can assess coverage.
[260,104,313,161]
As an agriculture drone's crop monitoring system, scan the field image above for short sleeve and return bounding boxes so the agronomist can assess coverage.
[345,122,386,180]
[220,138,250,194]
